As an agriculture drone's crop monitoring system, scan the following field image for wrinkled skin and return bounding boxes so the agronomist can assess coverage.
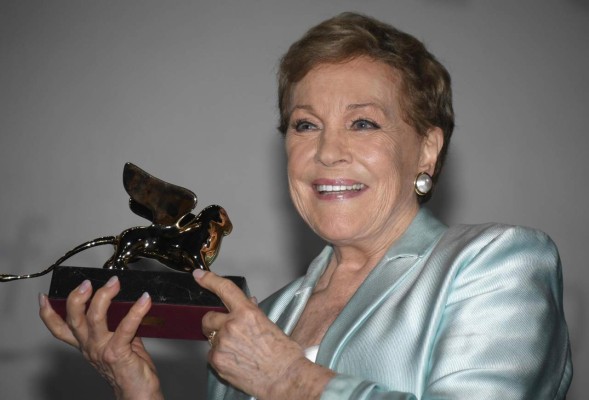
[39,276,164,400]
[39,271,334,400]
[195,269,335,399]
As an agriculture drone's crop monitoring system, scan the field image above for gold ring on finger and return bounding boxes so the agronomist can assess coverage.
[207,330,218,347]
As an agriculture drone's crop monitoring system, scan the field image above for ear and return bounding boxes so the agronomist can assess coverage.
[417,127,444,176]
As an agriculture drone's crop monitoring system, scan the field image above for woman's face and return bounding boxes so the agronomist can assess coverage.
[285,57,441,250]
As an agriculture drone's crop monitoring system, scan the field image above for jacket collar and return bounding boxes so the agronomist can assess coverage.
[276,208,447,335]
[380,207,447,261]
[316,208,447,366]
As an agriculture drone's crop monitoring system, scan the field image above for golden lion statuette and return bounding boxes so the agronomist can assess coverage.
[1,163,245,340]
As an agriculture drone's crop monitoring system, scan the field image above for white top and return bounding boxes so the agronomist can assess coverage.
[304,345,320,363]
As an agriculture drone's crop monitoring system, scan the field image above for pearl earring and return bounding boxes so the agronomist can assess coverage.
[414,172,433,196]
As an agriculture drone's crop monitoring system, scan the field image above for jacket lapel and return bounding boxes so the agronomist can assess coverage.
[317,255,420,368]
[316,208,447,368]
[269,209,446,368]
[274,246,332,335]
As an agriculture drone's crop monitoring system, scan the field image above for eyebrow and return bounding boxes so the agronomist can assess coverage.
[290,105,313,112]
[346,102,383,112]
[290,103,382,112]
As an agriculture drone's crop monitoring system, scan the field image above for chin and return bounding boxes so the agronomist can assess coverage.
[312,221,365,244]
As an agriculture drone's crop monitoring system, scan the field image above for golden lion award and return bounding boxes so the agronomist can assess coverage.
[1,163,248,340]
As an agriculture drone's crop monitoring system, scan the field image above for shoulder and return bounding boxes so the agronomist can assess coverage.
[445,221,555,244]
[433,222,563,304]
[422,223,572,398]
[439,222,559,266]
[420,222,564,306]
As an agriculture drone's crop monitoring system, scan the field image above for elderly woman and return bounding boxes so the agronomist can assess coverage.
[39,12,572,400]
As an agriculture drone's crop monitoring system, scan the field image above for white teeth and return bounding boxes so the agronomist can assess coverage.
[316,184,365,193]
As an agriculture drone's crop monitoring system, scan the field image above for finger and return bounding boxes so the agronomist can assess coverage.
[65,279,94,344]
[85,275,121,339]
[201,310,230,334]
[130,337,158,370]
[39,293,79,347]
[109,292,152,350]
[193,270,249,312]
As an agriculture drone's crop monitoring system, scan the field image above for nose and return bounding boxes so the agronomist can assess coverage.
[315,127,351,166]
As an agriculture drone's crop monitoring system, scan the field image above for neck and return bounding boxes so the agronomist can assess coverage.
[322,205,419,283]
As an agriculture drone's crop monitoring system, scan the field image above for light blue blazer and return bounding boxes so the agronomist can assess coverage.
[208,209,572,399]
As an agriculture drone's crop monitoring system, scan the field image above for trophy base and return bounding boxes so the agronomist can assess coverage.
[48,266,249,340]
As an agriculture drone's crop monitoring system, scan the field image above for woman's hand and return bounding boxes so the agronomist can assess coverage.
[39,276,164,400]
[195,270,334,400]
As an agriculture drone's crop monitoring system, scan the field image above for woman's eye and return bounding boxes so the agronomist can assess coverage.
[292,120,317,132]
[351,119,380,130]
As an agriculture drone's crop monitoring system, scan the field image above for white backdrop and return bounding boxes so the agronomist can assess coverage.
[0,1,587,398]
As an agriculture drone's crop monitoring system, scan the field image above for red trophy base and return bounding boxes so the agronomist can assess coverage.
[48,266,249,340]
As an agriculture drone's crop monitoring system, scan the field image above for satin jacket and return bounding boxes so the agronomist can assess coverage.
[208,209,572,399]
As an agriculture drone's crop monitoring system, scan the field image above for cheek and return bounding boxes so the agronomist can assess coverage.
[286,156,318,225]
[286,139,311,179]
[364,140,419,201]
[361,138,404,177]
[286,157,301,191]
[286,154,307,206]
[287,176,315,228]
[376,135,420,176]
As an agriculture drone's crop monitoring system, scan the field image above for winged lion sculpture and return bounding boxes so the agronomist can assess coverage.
[0,163,232,282]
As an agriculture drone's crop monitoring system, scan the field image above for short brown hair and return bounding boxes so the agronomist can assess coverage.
[278,12,454,184]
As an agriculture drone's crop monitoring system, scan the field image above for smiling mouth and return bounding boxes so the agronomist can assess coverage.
[314,183,366,194]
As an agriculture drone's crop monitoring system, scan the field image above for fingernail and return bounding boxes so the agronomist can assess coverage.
[78,280,91,294]
[137,292,150,306]
[251,296,258,305]
[193,269,206,280]
[105,275,119,288]
[38,293,47,308]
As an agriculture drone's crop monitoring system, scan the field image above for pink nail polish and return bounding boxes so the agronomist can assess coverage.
[78,280,91,294]
[193,269,206,279]
[38,293,47,308]
[105,275,119,288]
[137,292,150,305]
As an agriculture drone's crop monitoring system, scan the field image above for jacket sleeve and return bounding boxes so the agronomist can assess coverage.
[320,226,572,400]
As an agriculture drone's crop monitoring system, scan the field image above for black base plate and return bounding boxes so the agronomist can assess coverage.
[48,266,248,340]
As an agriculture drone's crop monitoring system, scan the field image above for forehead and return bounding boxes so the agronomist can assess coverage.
[289,57,402,111]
